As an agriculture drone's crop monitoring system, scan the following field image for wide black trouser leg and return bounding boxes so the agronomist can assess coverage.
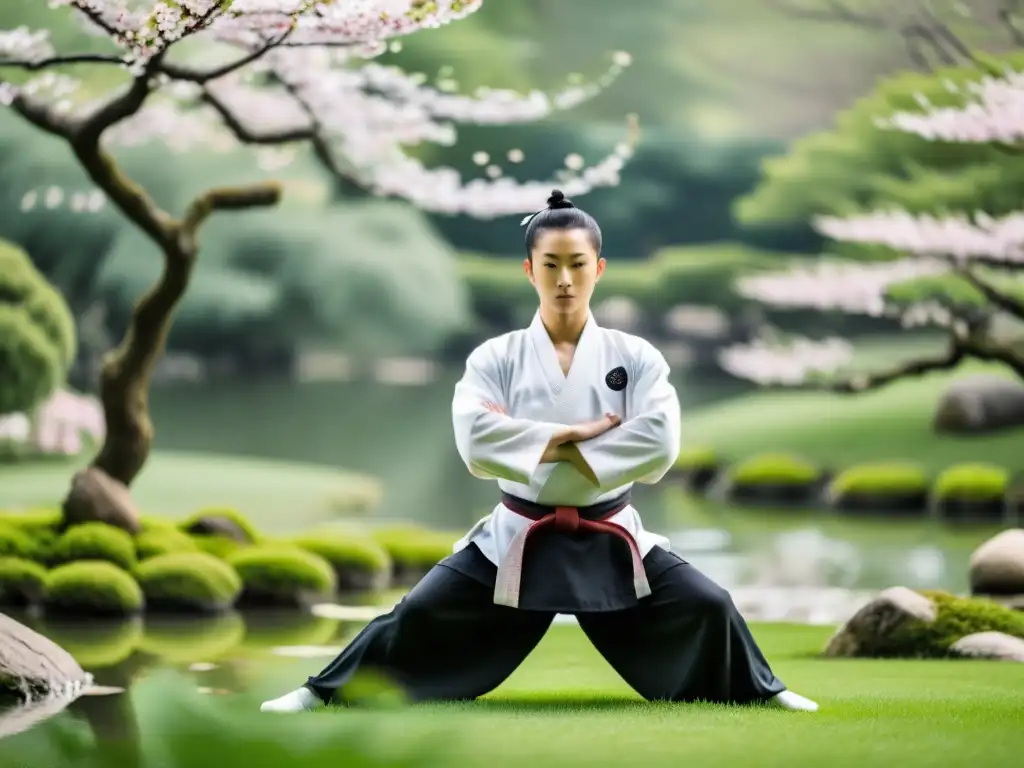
[304,561,555,704]
[576,559,787,704]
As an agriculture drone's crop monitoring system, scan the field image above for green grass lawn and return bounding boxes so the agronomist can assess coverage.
[684,359,1024,474]
[0,450,381,532]
[258,622,1024,767]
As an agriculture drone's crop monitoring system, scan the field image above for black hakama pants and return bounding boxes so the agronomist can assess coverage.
[304,541,786,706]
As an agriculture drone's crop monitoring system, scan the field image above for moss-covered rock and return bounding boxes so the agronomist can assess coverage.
[190,534,247,559]
[0,523,38,562]
[50,522,137,571]
[135,552,242,613]
[135,527,199,561]
[179,507,260,543]
[891,590,1024,657]
[672,446,720,493]
[934,463,1010,523]
[291,532,391,592]
[826,462,930,516]
[0,556,48,607]
[0,509,63,563]
[43,561,144,617]
[370,525,457,585]
[825,586,1024,659]
[226,546,337,607]
[722,453,826,507]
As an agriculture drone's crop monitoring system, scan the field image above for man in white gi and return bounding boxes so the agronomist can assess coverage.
[261,190,819,714]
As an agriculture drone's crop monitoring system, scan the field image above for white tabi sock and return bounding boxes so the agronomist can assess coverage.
[260,687,323,713]
[768,690,819,712]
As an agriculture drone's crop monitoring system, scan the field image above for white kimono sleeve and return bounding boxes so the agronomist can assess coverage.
[574,347,681,492]
[452,346,564,485]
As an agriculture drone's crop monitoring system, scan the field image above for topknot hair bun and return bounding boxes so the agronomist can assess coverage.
[546,189,575,209]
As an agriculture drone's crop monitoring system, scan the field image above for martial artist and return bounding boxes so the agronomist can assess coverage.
[261,190,818,714]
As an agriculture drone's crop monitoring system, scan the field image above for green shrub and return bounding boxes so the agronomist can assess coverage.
[370,525,457,581]
[883,590,1024,658]
[51,522,137,571]
[0,523,37,561]
[179,507,261,543]
[226,546,337,607]
[934,463,1010,502]
[0,239,76,415]
[135,527,199,560]
[729,453,822,486]
[135,552,242,613]
[828,462,930,496]
[674,446,719,471]
[0,556,48,606]
[43,561,144,616]
[291,532,392,591]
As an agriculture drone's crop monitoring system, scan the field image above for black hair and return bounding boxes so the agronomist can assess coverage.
[522,189,603,258]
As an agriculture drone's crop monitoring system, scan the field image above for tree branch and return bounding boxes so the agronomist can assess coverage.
[961,337,1024,378]
[8,88,77,139]
[199,85,314,144]
[161,30,293,84]
[804,339,967,393]
[0,53,124,70]
[178,181,282,248]
[958,267,1024,320]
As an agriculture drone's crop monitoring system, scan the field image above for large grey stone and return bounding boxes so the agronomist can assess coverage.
[950,631,1024,662]
[969,528,1024,607]
[933,375,1024,434]
[0,612,92,705]
[823,586,936,657]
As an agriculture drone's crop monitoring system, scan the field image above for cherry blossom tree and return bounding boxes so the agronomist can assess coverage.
[0,1,638,498]
[719,59,1024,391]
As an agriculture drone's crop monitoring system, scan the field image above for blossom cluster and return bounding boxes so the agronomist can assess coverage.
[719,61,1024,386]
[2,1,637,217]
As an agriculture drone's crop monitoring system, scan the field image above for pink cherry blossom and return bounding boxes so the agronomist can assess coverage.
[0,389,104,459]
[0,1,637,217]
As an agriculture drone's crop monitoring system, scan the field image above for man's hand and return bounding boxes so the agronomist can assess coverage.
[482,400,507,415]
[568,413,621,442]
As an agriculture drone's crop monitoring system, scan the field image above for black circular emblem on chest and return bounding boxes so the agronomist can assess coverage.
[605,366,628,391]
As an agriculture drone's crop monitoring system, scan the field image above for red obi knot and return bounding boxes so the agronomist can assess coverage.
[553,506,580,533]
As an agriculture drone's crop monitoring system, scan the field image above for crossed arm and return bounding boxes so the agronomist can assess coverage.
[452,346,681,491]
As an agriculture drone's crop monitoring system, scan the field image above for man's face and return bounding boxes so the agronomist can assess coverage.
[524,228,605,317]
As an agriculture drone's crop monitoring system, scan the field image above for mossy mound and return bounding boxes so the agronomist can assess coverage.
[179,507,261,543]
[135,527,199,560]
[673,446,720,492]
[43,561,144,617]
[226,546,337,608]
[934,463,1011,522]
[0,556,47,606]
[722,452,826,507]
[135,552,242,613]
[291,532,391,592]
[826,462,930,516]
[51,522,137,571]
[370,525,457,585]
[886,590,1024,658]
[190,534,247,560]
[0,523,39,562]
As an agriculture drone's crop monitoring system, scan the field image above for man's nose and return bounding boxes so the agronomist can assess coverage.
[557,268,572,286]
